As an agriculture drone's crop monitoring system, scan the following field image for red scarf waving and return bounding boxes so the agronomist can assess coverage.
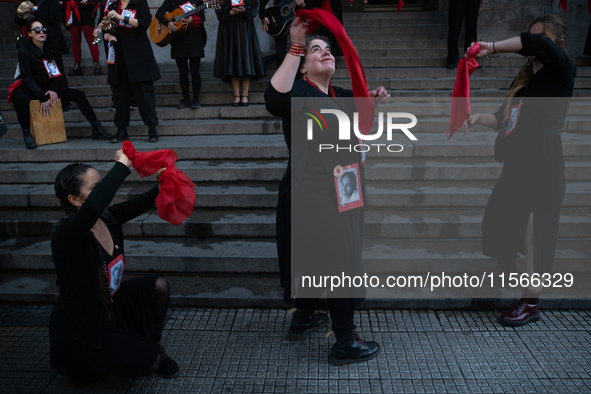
[296,0,375,136]
[122,141,196,225]
[445,43,480,138]
[398,0,403,13]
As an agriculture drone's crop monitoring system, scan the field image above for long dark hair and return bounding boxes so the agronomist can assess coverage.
[26,16,56,60]
[54,163,116,321]
[503,15,567,122]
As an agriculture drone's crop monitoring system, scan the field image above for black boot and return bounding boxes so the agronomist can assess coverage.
[93,61,102,76]
[328,330,380,366]
[91,121,113,140]
[191,97,201,109]
[157,343,180,378]
[148,125,159,142]
[68,62,82,77]
[23,130,37,149]
[111,127,129,143]
[287,310,329,340]
[62,101,72,112]
[177,98,190,109]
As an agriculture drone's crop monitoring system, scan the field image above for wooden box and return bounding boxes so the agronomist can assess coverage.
[29,99,66,146]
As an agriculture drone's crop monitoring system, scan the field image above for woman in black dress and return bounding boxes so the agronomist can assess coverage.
[50,149,179,388]
[156,0,207,109]
[67,0,102,76]
[264,18,388,365]
[10,17,111,149]
[103,0,161,142]
[462,15,575,326]
[214,0,265,106]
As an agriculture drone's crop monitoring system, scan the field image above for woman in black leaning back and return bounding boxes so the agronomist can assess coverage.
[49,149,179,387]
[11,17,111,149]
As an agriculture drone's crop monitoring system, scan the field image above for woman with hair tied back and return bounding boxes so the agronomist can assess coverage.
[49,150,179,388]
[462,15,576,327]
[11,17,111,149]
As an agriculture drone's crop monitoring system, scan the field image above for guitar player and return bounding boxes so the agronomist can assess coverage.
[156,0,207,109]
[259,0,305,69]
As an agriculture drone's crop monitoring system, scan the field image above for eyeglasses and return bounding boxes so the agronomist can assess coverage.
[31,27,47,34]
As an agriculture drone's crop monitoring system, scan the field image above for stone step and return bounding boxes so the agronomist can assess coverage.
[2,207,590,240]
[2,180,589,209]
[343,11,442,20]
[346,24,448,35]
[2,156,591,185]
[1,236,589,274]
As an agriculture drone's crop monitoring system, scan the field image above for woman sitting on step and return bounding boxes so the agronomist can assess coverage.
[462,15,575,327]
[49,150,179,388]
[9,17,111,149]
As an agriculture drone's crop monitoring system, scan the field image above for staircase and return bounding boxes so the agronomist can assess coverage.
[1,11,590,308]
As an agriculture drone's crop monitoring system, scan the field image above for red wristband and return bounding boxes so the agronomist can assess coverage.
[288,43,306,57]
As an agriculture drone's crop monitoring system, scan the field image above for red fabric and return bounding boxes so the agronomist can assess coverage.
[21,26,29,40]
[65,1,81,26]
[122,141,196,225]
[296,0,375,135]
[7,79,25,104]
[398,0,403,13]
[189,15,201,29]
[551,0,567,12]
[70,25,100,62]
[445,43,481,138]
[305,75,336,99]
[589,0,591,14]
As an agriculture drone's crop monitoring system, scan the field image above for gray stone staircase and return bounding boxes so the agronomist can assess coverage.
[1,11,590,307]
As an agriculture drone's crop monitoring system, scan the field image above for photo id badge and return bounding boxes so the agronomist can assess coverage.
[179,1,195,12]
[107,255,125,297]
[231,0,244,6]
[334,163,364,213]
[118,9,136,28]
[505,97,523,138]
[107,42,115,64]
[42,59,61,78]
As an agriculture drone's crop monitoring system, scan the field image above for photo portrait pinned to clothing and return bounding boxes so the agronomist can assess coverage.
[43,59,62,78]
[108,255,125,296]
[334,164,363,212]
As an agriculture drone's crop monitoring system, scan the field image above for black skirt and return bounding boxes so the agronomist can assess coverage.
[213,17,265,80]
[49,274,162,377]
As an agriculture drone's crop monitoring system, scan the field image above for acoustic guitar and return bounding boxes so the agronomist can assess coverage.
[263,0,301,38]
[150,0,223,47]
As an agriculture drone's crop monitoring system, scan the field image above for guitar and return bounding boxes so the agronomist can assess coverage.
[150,0,223,47]
[264,0,300,38]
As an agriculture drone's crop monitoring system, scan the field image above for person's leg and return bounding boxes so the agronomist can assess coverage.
[231,77,240,106]
[69,24,82,65]
[327,298,380,366]
[288,298,329,340]
[11,86,36,148]
[58,87,112,139]
[463,0,481,55]
[499,212,541,326]
[240,77,250,106]
[54,54,71,110]
[81,25,102,75]
[175,58,191,107]
[446,0,466,67]
[112,81,132,142]
[189,57,201,107]
[130,81,158,141]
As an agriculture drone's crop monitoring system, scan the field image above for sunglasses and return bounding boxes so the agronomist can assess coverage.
[31,27,47,34]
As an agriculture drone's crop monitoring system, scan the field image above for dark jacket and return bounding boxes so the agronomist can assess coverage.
[69,0,101,27]
[50,163,159,348]
[105,0,161,85]
[18,38,62,102]
[155,0,207,59]
[14,0,69,55]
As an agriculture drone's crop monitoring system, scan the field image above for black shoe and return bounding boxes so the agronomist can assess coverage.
[23,131,37,149]
[109,105,116,111]
[191,98,201,109]
[93,61,102,76]
[68,63,82,77]
[148,125,159,142]
[157,344,179,378]
[232,95,240,107]
[111,127,129,143]
[287,310,329,340]
[91,121,113,140]
[328,330,380,366]
[177,99,190,109]
[64,370,101,388]
[239,95,249,107]
[445,59,457,69]
[62,101,72,112]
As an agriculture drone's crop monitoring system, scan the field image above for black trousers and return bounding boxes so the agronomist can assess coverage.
[11,85,97,132]
[175,57,202,101]
[295,297,356,336]
[54,54,69,92]
[447,0,480,63]
[113,75,158,128]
